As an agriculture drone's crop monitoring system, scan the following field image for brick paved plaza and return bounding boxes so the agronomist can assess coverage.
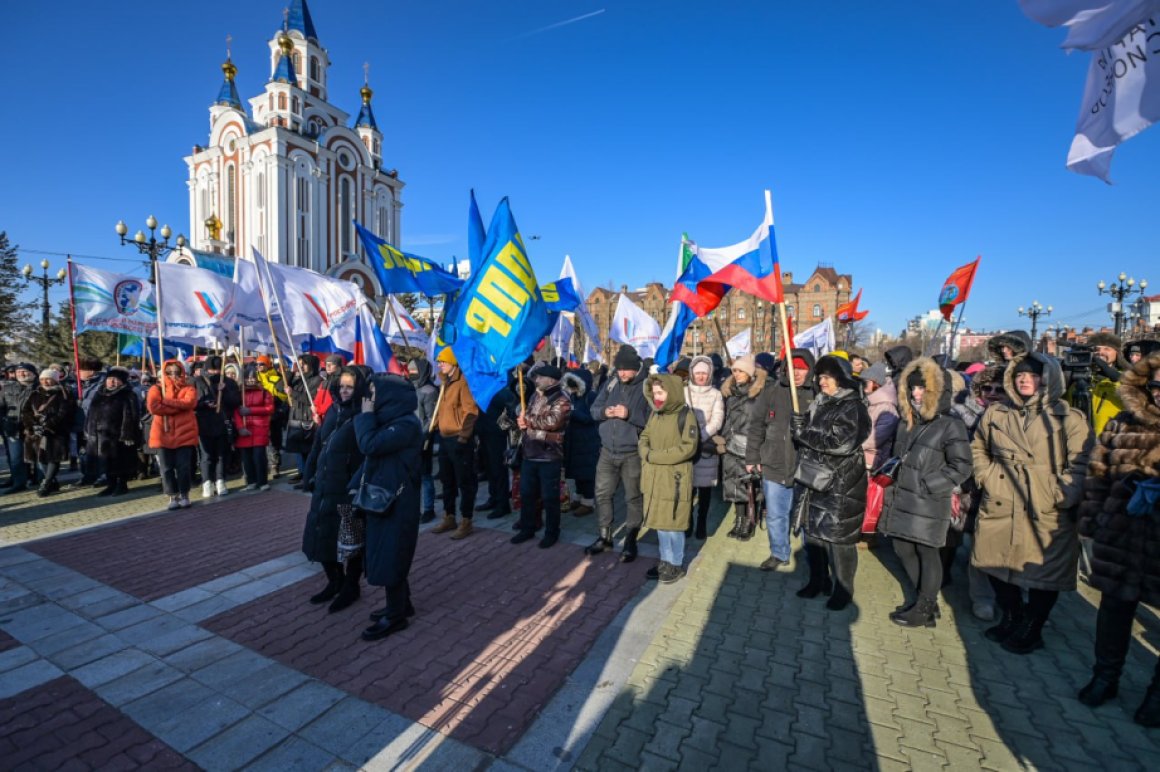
[2,476,1159,770]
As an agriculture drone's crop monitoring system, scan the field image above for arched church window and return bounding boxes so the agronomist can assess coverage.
[268,94,274,111]
[226,165,237,249]
[340,177,353,255]
[373,139,380,156]
[278,93,287,110]
[291,96,299,114]
[310,57,320,80]
[292,52,300,71]
[295,173,310,268]
[813,304,823,318]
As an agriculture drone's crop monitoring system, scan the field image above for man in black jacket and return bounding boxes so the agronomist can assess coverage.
[1,362,37,493]
[194,355,241,498]
[585,345,650,562]
[746,349,817,571]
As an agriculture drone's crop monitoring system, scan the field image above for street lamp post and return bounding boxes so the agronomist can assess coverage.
[114,216,185,269]
[1097,272,1148,338]
[1017,300,1052,351]
[22,258,68,340]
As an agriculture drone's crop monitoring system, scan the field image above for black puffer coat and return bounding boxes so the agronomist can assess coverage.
[879,358,974,548]
[721,369,767,503]
[302,368,367,564]
[84,383,143,478]
[354,374,423,589]
[563,370,599,483]
[193,373,241,439]
[795,356,871,545]
[21,386,76,464]
[1079,350,1160,606]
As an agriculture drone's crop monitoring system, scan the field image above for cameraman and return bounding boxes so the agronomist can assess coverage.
[1066,332,1127,435]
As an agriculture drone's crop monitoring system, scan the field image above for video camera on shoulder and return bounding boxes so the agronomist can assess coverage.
[1061,345,1094,371]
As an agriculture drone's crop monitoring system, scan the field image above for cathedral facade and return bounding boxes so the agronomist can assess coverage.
[180,0,399,301]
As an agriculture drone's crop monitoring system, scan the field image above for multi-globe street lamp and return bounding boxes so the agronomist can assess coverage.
[114,215,186,270]
[1097,272,1148,337]
[1018,300,1052,351]
[22,258,68,339]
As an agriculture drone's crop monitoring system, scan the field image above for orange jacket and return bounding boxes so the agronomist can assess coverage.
[147,363,199,449]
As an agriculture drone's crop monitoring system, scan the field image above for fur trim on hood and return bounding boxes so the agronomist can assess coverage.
[721,367,767,399]
[1003,352,1065,407]
[897,357,950,427]
[986,330,1031,362]
[1118,349,1160,429]
[561,371,587,397]
[884,345,914,374]
[969,364,1006,399]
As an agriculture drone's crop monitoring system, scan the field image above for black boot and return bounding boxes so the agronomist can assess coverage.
[726,512,744,539]
[1001,615,1047,654]
[1135,659,1160,728]
[96,477,118,497]
[825,544,857,611]
[110,478,130,496]
[585,526,613,556]
[310,561,344,605]
[797,543,833,599]
[891,595,938,627]
[1079,596,1134,707]
[694,506,708,541]
[620,527,640,563]
[984,584,1024,643]
[329,554,363,613]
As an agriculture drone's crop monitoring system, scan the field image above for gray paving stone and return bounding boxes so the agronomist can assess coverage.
[73,591,140,619]
[0,602,81,643]
[198,572,251,594]
[0,644,39,673]
[0,588,41,616]
[0,557,72,583]
[94,657,183,706]
[0,547,37,568]
[162,634,246,673]
[187,713,289,771]
[172,595,237,623]
[258,680,348,732]
[133,687,250,754]
[121,676,218,728]
[135,622,215,657]
[261,564,318,589]
[115,613,190,647]
[337,712,417,766]
[220,579,279,605]
[151,587,215,613]
[95,603,163,632]
[47,632,129,670]
[56,584,135,613]
[0,657,64,699]
[299,696,394,756]
[243,736,336,772]
[227,661,312,709]
[191,648,275,691]
[27,618,106,658]
[71,648,157,688]
[240,552,307,580]
[35,571,104,601]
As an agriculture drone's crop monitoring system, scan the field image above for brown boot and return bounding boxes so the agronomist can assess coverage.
[431,514,457,534]
[449,518,474,540]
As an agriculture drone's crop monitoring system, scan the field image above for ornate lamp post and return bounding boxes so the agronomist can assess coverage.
[114,215,185,269]
[1097,272,1148,337]
[22,259,68,339]
[1018,300,1052,351]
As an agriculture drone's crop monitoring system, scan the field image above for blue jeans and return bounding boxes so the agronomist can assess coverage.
[763,480,795,562]
[657,530,685,567]
[6,437,28,490]
[421,473,435,512]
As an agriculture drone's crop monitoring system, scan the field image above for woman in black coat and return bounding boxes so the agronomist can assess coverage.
[1076,350,1160,726]
[84,367,143,497]
[563,370,599,515]
[720,358,767,521]
[21,369,76,497]
[793,355,871,610]
[302,366,367,613]
[354,373,424,641]
[879,358,973,627]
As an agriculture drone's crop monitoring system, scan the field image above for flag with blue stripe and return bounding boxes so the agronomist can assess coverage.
[356,222,465,296]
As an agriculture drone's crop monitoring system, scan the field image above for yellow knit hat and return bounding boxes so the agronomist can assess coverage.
[436,347,457,365]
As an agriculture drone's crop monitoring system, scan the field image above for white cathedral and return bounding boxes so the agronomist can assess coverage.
[176,0,401,305]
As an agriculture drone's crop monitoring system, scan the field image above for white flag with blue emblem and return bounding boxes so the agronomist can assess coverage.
[610,293,661,358]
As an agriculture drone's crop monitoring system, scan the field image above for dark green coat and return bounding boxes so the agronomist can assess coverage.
[639,374,699,532]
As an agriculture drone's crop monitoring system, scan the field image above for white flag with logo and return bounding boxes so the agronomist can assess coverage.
[251,248,361,339]
[382,295,429,350]
[726,327,752,359]
[551,313,575,361]
[71,263,158,338]
[610,293,661,358]
[155,262,238,345]
[793,318,836,361]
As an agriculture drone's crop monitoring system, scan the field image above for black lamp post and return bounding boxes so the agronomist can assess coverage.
[22,258,68,339]
[1017,300,1052,351]
[114,215,186,270]
[1097,272,1148,337]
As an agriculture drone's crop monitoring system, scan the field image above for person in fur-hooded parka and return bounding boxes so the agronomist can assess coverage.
[879,358,973,627]
[562,370,599,511]
[986,330,1033,364]
[685,355,725,539]
[1076,349,1160,722]
[720,358,768,504]
[84,367,142,494]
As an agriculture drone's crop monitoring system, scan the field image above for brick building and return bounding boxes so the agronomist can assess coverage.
[585,265,854,361]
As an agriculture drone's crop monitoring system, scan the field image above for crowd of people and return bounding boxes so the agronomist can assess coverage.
[3,330,1160,725]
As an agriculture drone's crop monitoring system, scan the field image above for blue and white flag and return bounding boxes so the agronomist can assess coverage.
[71,263,158,338]
[726,327,752,359]
[155,262,238,345]
[793,318,836,361]
[610,293,661,359]
[356,222,465,296]
[552,255,601,363]
[251,248,362,340]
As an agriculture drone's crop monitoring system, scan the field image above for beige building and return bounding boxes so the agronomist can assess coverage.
[585,265,854,361]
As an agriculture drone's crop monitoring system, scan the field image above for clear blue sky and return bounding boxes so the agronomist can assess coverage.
[2,1,1157,338]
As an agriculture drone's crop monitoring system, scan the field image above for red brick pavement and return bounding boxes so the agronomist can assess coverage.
[205,526,654,756]
[27,492,306,601]
[0,630,17,653]
[0,676,195,770]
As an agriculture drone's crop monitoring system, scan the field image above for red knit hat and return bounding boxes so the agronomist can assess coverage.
[793,357,810,370]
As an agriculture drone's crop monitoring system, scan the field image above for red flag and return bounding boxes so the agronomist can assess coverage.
[835,289,870,323]
[939,257,981,321]
[778,313,796,359]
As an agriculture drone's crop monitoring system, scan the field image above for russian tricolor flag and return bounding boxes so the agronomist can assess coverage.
[669,191,783,315]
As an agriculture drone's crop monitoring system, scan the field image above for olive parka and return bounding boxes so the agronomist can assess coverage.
[639,374,700,532]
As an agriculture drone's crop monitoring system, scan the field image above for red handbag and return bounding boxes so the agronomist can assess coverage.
[863,478,886,534]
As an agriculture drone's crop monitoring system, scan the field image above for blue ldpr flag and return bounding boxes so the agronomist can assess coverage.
[468,189,486,268]
[445,197,549,408]
[355,222,465,297]
[541,277,581,313]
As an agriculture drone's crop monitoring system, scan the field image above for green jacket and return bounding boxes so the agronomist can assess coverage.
[639,374,700,532]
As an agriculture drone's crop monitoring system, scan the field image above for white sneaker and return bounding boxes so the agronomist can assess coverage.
[202,481,214,499]
[259,484,271,491]
[178,495,191,508]
[167,496,180,511]
[215,479,229,496]
[243,484,259,492]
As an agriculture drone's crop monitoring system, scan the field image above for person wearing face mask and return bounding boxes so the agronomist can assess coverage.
[972,353,1094,655]
[84,367,142,497]
[1076,350,1160,726]
[147,360,199,510]
[792,355,871,610]
[20,369,77,497]
[878,359,974,627]
[302,366,369,612]
[1,363,39,494]
[511,364,572,548]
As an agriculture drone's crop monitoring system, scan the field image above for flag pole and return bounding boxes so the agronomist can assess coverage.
[778,301,799,413]
[948,301,968,359]
[66,257,84,401]
[712,316,733,366]
[924,318,946,357]
[256,251,319,424]
[517,362,527,414]
[385,295,414,351]
[153,254,167,398]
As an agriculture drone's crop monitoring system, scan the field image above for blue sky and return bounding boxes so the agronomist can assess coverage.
[1,1,1157,338]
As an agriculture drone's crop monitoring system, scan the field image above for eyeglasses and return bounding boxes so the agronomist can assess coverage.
[982,385,1004,394]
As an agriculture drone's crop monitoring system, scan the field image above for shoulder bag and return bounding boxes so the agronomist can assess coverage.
[351,469,404,516]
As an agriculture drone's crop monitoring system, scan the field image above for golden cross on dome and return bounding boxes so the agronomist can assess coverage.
[282,7,290,31]
[225,33,232,59]
[363,61,370,84]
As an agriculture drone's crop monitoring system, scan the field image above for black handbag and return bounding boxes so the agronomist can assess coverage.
[505,435,524,470]
[794,456,835,493]
[350,471,404,516]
